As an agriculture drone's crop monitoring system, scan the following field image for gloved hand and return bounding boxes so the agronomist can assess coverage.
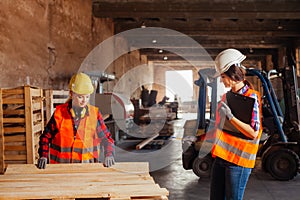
[104,156,115,167]
[37,157,47,169]
[219,102,233,120]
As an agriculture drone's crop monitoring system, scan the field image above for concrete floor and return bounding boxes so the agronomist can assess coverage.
[149,113,300,200]
[116,113,300,200]
[151,157,300,200]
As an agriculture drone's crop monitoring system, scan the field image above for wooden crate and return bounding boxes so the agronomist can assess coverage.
[44,89,69,123]
[0,86,44,173]
[0,162,169,200]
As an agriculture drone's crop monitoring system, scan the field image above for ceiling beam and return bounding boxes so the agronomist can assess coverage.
[93,1,300,19]
[139,48,277,57]
[114,20,300,36]
[92,0,300,63]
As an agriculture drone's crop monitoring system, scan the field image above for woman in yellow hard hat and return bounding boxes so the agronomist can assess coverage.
[37,72,115,168]
[210,49,262,200]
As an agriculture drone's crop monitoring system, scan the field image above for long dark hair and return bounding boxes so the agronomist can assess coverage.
[224,64,254,89]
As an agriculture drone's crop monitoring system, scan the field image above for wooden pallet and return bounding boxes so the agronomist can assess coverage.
[0,162,169,200]
[0,86,44,174]
[44,89,69,123]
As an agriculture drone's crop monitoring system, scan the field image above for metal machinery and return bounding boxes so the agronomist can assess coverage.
[86,71,177,150]
[86,71,135,144]
[182,65,300,181]
[256,65,300,181]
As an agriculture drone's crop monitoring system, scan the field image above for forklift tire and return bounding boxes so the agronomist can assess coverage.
[182,145,197,170]
[267,148,299,181]
[262,154,271,173]
[192,154,213,178]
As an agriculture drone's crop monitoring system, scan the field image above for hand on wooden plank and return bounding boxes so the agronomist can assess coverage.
[37,157,47,169]
[104,156,115,167]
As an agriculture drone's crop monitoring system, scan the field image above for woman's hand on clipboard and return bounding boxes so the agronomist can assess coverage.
[219,102,233,120]
[219,102,258,139]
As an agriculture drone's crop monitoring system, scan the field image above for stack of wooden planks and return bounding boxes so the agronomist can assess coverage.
[44,89,69,124]
[0,162,169,200]
[0,86,44,174]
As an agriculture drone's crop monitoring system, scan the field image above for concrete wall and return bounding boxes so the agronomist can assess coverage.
[103,36,150,98]
[0,0,113,89]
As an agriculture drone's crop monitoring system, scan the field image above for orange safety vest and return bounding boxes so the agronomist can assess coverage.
[211,88,262,168]
[49,103,99,163]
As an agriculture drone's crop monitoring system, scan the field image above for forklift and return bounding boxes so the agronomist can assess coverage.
[182,63,300,181]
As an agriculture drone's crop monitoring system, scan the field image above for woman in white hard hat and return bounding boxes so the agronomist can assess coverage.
[210,49,262,200]
[37,72,115,169]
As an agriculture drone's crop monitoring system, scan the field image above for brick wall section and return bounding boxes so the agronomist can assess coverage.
[0,0,113,89]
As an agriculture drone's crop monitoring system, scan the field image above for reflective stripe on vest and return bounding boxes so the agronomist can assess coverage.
[212,88,262,168]
[50,103,98,163]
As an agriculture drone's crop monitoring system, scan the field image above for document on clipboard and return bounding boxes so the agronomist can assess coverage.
[220,91,255,139]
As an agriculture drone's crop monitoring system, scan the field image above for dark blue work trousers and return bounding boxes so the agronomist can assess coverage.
[210,157,252,200]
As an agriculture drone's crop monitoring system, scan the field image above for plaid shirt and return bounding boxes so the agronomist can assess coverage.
[38,102,115,160]
[239,84,260,131]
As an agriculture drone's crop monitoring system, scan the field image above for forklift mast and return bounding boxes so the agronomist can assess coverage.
[281,66,300,135]
[247,68,288,142]
[194,68,218,131]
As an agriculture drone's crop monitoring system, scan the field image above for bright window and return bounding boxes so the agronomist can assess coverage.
[165,70,193,102]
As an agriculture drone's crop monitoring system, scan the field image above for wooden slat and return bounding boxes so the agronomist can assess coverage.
[4,135,25,143]
[53,90,69,96]
[52,199,76,200]
[53,99,68,104]
[5,145,26,151]
[32,101,42,111]
[44,89,68,124]
[3,118,25,124]
[44,89,53,123]
[2,118,25,123]
[0,184,167,200]
[0,89,4,173]
[2,88,24,95]
[4,142,25,147]
[52,199,75,200]
[2,98,24,104]
[3,127,25,133]
[4,160,26,164]
[136,133,160,150]
[33,112,42,122]
[0,173,155,184]
[33,123,42,133]
[3,109,25,115]
[6,162,150,175]
[0,163,168,200]
[24,86,34,164]
[3,104,24,111]
[4,154,26,161]
[29,87,42,97]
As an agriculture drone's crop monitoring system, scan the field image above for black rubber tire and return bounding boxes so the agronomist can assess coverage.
[192,154,213,178]
[267,148,299,181]
[262,153,272,173]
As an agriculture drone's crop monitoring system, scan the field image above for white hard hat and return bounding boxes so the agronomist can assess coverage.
[214,48,246,77]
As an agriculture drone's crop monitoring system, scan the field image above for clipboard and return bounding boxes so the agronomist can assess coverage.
[220,91,255,139]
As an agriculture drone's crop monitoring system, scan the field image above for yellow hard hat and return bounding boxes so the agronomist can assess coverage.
[214,48,246,77]
[69,72,94,94]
